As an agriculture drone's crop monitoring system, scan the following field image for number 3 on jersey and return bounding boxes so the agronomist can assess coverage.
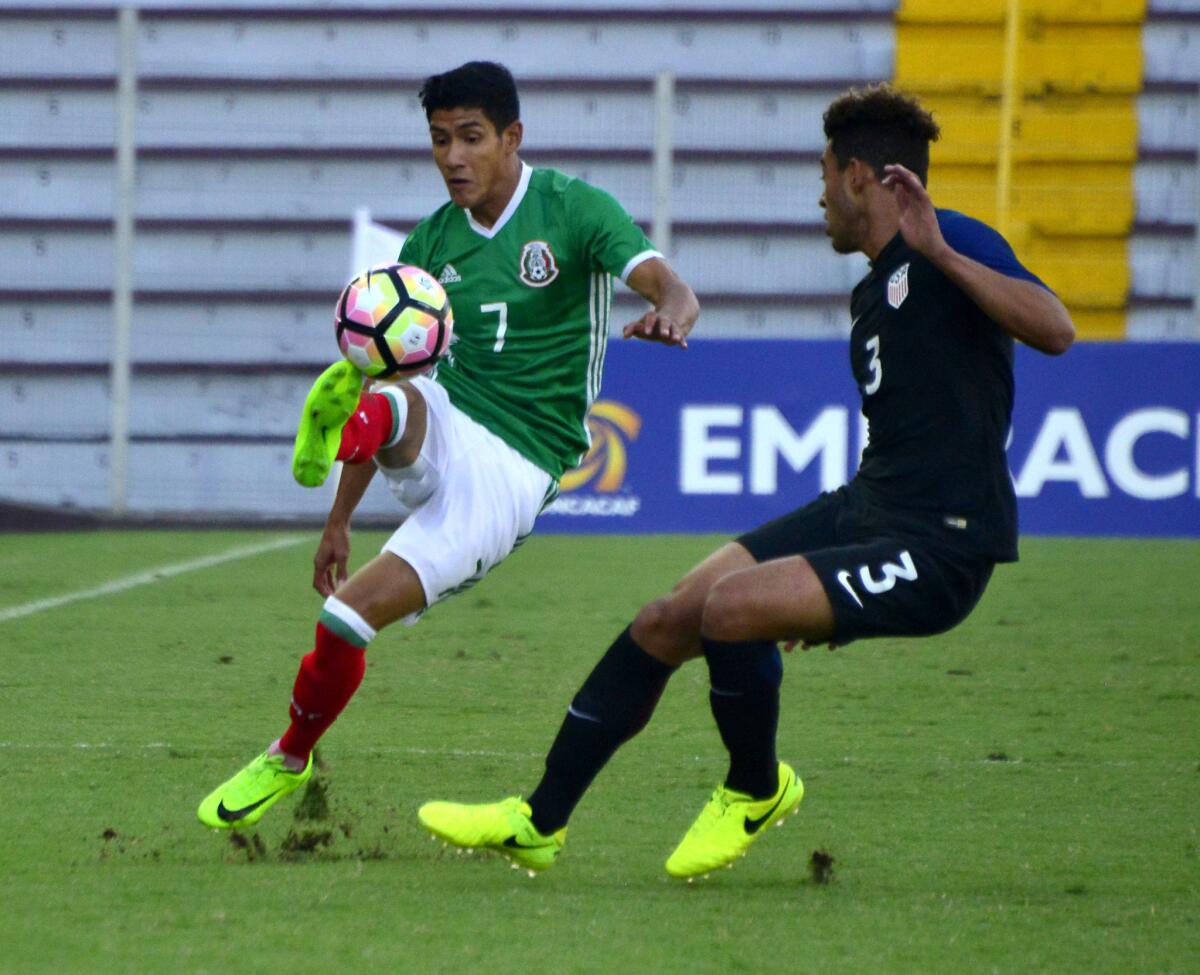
[863,335,882,395]
[481,301,508,353]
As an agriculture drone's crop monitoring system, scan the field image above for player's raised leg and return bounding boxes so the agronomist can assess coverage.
[664,555,829,878]
[292,364,426,488]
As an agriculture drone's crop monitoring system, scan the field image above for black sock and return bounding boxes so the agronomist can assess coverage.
[703,636,783,798]
[527,627,676,834]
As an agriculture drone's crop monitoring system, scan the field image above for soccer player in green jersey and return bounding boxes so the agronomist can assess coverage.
[197,61,698,834]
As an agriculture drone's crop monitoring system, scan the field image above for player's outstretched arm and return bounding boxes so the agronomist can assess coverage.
[883,164,1075,356]
[313,461,377,596]
[622,257,699,348]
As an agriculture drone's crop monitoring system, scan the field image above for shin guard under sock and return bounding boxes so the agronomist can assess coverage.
[277,597,375,761]
[527,627,675,834]
[703,636,783,798]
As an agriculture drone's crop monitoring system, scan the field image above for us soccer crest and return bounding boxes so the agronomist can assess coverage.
[887,262,910,309]
[519,240,559,287]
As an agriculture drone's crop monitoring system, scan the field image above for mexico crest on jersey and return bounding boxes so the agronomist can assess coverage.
[519,240,559,287]
[887,262,910,309]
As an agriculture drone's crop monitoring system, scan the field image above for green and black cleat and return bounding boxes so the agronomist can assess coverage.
[291,360,364,487]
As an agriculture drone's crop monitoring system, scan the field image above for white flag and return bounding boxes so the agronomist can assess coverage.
[350,207,407,277]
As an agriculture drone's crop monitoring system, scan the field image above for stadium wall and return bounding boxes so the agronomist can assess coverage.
[0,1,1197,534]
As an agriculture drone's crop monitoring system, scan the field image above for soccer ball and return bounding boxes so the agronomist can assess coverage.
[335,263,454,378]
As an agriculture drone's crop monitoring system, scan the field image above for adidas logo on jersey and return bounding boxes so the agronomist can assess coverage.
[438,264,462,285]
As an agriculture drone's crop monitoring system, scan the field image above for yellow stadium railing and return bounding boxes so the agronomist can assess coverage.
[896,0,1145,339]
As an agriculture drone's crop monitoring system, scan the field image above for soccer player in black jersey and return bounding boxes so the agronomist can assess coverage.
[418,84,1075,878]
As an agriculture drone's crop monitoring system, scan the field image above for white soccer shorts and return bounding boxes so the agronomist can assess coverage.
[378,375,554,615]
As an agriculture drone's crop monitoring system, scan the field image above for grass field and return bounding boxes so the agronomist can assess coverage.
[1,530,1197,974]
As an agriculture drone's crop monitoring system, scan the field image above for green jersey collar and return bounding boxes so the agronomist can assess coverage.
[465,162,532,240]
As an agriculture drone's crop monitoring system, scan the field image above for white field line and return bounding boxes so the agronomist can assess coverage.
[0,535,306,624]
[0,742,1152,769]
[0,741,541,760]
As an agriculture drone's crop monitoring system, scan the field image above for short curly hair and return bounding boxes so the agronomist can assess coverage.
[823,84,940,186]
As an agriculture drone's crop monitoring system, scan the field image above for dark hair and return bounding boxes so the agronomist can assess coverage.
[419,61,520,134]
[823,84,940,186]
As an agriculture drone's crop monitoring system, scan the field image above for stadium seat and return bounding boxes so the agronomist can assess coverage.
[896,0,1151,338]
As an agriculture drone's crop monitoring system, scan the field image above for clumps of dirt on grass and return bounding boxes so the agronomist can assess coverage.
[279,829,335,856]
[985,751,1010,762]
[809,849,835,885]
[355,842,389,861]
[228,831,269,862]
[275,828,396,862]
[98,827,122,859]
[293,777,331,821]
[99,828,165,862]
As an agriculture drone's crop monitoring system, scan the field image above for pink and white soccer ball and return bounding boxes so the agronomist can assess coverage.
[335,263,454,377]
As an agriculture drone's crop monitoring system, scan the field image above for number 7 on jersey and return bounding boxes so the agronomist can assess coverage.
[481,302,508,353]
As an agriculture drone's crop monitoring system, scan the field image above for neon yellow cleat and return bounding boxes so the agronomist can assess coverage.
[197,751,314,829]
[418,797,565,873]
[292,360,364,487]
[665,762,803,879]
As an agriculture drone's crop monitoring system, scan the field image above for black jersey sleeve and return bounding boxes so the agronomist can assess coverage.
[936,209,1051,292]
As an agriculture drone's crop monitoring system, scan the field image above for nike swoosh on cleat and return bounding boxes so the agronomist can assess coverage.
[216,793,279,822]
[743,775,793,834]
[502,836,545,850]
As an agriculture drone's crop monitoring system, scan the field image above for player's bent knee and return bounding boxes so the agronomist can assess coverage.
[630,597,701,663]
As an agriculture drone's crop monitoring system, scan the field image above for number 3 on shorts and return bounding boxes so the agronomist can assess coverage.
[836,549,917,609]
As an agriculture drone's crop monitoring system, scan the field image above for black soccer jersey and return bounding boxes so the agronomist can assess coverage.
[846,210,1049,563]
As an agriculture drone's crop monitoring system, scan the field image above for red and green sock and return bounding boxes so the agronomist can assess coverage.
[277,596,376,763]
[336,388,404,464]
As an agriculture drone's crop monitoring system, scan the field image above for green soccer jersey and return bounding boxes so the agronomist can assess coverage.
[398,164,660,480]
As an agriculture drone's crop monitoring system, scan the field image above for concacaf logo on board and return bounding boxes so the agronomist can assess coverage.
[548,401,642,518]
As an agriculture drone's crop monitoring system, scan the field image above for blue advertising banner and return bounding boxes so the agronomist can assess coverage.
[539,340,1200,538]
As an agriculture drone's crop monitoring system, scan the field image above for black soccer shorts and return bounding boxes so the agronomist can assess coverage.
[737,486,996,645]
